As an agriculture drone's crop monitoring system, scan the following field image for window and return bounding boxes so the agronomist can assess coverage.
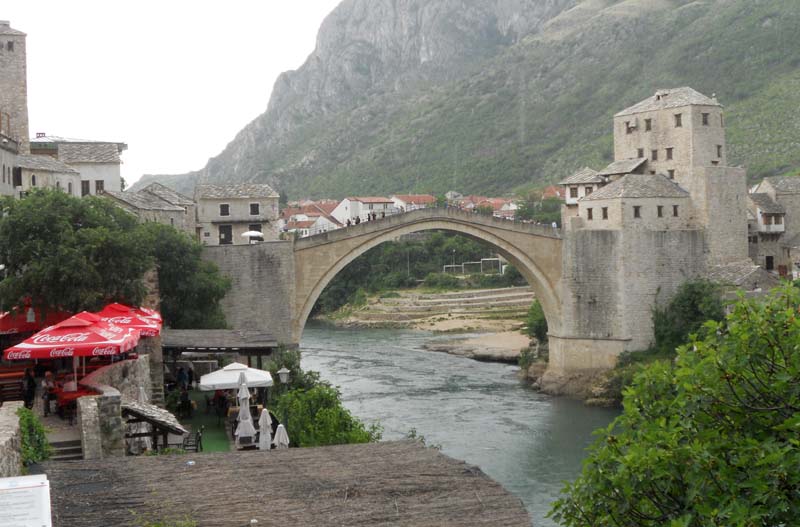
[219,204,230,216]
[674,113,682,127]
[30,174,36,187]
[204,232,210,237]
[56,181,61,190]
[625,121,633,134]
[673,205,679,217]
[765,256,774,271]
[644,118,652,131]
[368,203,374,210]
[637,148,644,158]
[668,169,675,179]
[585,186,593,195]
[170,218,174,226]
[6,41,13,52]
[249,203,260,215]
[218,225,233,245]
[68,182,73,194]
[81,180,90,197]
[651,150,658,161]
[776,215,784,225]
[702,113,709,126]
[587,208,593,220]
[666,147,673,160]
[602,207,608,220]
[248,224,262,232]
[716,145,723,158]
[95,180,104,193]
[720,114,725,127]
[633,206,641,219]
[711,160,719,166]
[569,187,578,198]
[657,205,663,218]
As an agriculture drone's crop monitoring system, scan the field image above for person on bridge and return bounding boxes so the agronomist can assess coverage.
[355,216,360,224]
[346,219,352,227]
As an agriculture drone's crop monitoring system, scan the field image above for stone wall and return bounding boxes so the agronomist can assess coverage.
[81,355,151,402]
[77,397,102,460]
[0,401,23,477]
[202,241,296,344]
[0,21,29,152]
[76,384,124,459]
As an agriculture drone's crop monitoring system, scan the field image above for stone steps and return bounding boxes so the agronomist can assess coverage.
[150,383,165,407]
[49,439,83,462]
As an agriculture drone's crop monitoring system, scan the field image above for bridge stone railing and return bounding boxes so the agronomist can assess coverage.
[296,207,561,248]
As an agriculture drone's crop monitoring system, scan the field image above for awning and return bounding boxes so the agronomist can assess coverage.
[3,312,140,360]
[199,362,273,390]
[0,308,71,335]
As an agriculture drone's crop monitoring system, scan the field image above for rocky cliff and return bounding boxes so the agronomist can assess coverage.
[135,0,800,198]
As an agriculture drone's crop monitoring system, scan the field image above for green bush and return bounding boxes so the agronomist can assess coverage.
[17,407,52,465]
[423,272,461,290]
[551,285,800,526]
[164,390,181,413]
[651,279,725,356]
[273,384,382,447]
[524,300,548,343]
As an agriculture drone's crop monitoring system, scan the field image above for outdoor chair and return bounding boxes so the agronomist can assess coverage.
[183,426,203,453]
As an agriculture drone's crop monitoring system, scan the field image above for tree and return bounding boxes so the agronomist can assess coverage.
[140,223,230,329]
[651,279,725,355]
[0,190,151,313]
[525,299,548,343]
[551,285,800,527]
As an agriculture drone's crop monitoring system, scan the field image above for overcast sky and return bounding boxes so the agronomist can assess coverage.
[3,0,342,186]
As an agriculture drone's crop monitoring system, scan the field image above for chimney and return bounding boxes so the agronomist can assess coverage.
[0,21,10,27]
[36,132,46,138]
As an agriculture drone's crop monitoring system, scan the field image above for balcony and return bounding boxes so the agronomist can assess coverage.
[759,223,785,233]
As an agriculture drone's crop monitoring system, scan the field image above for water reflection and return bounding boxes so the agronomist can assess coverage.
[301,322,618,526]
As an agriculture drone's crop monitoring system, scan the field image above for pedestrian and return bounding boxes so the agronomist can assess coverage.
[22,368,36,409]
[187,366,195,390]
[42,371,56,416]
[176,367,188,390]
[355,216,361,224]
[381,211,385,219]
[346,219,352,227]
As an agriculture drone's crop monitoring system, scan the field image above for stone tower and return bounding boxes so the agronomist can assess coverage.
[0,21,29,153]
[613,87,748,264]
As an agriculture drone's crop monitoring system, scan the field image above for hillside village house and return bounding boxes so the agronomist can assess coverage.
[103,183,196,237]
[749,176,800,277]
[391,194,436,211]
[279,200,342,237]
[30,134,126,196]
[196,183,279,245]
[14,154,81,198]
[331,197,395,224]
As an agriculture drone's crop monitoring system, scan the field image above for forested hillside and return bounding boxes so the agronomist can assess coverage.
[134,0,800,198]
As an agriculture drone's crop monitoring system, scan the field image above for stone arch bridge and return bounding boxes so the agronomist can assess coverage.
[202,208,649,383]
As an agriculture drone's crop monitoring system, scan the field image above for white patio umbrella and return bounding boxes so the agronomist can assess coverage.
[258,409,272,451]
[234,372,257,442]
[199,362,273,390]
[273,424,290,449]
[241,231,264,238]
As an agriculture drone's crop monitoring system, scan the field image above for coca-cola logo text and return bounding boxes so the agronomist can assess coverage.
[106,316,134,325]
[92,347,117,356]
[6,350,31,360]
[49,348,75,358]
[32,332,89,344]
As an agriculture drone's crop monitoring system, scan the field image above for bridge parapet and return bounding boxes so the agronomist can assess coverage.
[296,207,561,249]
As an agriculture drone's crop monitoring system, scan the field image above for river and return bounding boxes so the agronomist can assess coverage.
[300,322,619,526]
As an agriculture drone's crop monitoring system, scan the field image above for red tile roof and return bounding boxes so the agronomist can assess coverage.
[392,194,436,205]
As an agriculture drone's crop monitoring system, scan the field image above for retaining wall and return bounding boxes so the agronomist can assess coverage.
[0,401,23,477]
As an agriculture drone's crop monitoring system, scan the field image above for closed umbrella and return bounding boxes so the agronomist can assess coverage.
[234,373,257,442]
[273,424,290,449]
[258,409,272,451]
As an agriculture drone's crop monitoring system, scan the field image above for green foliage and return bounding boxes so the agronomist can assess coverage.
[651,280,725,356]
[405,427,441,450]
[16,406,52,465]
[0,190,151,314]
[465,267,526,289]
[273,384,382,447]
[515,196,562,226]
[264,347,321,392]
[518,346,536,371]
[551,285,800,527]
[164,390,181,414]
[422,272,461,290]
[524,300,548,343]
[0,191,230,330]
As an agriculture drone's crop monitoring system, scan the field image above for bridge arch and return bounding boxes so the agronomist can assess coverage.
[292,210,563,343]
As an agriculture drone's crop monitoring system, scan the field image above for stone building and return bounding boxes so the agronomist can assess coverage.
[0,21,29,154]
[749,175,800,277]
[557,87,751,359]
[14,154,82,197]
[0,132,18,197]
[101,183,196,237]
[330,197,395,224]
[196,183,280,245]
[30,135,127,196]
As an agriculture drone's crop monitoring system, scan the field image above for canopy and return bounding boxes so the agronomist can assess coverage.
[3,311,140,360]
[95,303,162,337]
[198,362,273,390]
[0,308,71,335]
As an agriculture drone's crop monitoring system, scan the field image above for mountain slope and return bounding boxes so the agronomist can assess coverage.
[135,0,800,198]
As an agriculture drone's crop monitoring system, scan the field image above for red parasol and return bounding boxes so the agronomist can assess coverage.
[94,303,162,337]
[2,312,140,360]
[0,308,71,335]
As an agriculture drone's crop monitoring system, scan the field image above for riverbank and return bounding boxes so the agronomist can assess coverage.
[315,286,534,363]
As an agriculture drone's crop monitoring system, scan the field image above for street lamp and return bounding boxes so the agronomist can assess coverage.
[277,367,290,385]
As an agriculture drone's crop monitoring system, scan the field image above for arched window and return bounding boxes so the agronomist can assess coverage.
[68,182,73,194]
[31,174,36,187]
[56,180,61,190]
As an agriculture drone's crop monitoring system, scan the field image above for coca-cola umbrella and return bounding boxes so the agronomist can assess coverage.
[0,307,72,335]
[94,303,161,337]
[2,311,141,361]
